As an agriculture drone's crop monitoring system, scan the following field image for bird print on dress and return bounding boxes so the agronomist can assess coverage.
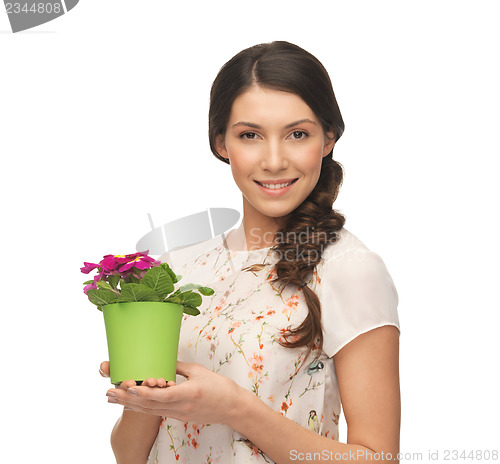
[242,263,268,277]
[308,410,320,433]
[306,358,324,375]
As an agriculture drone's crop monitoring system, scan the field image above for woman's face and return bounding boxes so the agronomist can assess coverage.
[215,85,336,236]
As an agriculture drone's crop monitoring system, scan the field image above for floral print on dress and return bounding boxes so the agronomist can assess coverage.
[148,228,399,463]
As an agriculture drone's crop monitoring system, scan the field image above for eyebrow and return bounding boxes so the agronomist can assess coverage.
[232,119,318,130]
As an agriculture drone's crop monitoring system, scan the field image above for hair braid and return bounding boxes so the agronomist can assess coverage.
[270,155,345,359]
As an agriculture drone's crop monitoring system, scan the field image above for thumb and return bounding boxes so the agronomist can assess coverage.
[175,360,196,378]
[99,361,110,377]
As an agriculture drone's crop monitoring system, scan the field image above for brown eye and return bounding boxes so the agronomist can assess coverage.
[241,132,257,140]
[291,131,307,140]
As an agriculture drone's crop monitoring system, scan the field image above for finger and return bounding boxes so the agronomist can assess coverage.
[175,361,195,378]
[106,384,186,419]
[99,361,110,377]
[142,378,157,387]
[157,378,167,388]
[110,389,183,414]
[166,381,176,387]
[118,380,137,390]
[124,383,185,403]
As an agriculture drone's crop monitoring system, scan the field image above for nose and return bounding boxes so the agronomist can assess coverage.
[260,139,289,171]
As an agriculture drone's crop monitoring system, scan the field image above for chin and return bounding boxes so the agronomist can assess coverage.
[259,205,300,219]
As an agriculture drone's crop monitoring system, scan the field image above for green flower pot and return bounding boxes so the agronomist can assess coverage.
[102,301,184,386]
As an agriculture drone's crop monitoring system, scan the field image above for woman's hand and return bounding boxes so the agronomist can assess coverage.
[100,361,176,401]
[104,361,243,426]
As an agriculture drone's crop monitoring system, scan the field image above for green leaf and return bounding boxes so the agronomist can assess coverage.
[159,262,171,272]
[129,275,140,284]
[179,291,202,308]
[159,263,180,284]
[97,280,113,290]
[178,283,202,292]
[182,305,200,316]
[83,280,94,285]
[121,274,140,285]
[141,267,174,299]
[178,283,214,296]
[118,283,161,302]
[108,274,120,289]
[164,295,182,304]
[199,286,214,296]
[87,289,119,307]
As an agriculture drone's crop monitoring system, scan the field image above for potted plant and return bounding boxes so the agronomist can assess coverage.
[81,251,214,386]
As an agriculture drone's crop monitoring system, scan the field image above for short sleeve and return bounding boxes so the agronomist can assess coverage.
[318,247,400,358]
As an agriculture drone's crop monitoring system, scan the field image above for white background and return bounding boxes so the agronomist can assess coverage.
[1,1,499,462]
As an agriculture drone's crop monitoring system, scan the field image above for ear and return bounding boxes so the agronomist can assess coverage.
[215,134,229,160]
[322,128,336,157]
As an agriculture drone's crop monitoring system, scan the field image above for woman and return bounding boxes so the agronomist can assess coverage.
[101,40,401,464]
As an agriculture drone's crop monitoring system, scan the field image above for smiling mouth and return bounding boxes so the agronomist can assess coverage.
[254,179,298,189]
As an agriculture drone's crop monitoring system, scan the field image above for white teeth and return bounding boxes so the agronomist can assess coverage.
[260,181,294,189]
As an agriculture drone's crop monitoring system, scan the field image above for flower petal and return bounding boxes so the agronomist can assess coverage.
[118,262,134,272]
[100,256,123,271]
[83,280,98,294]
[80,262,100,274]
[133,260,152,270]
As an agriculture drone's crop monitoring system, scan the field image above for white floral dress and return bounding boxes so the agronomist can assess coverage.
[147,227,400,464]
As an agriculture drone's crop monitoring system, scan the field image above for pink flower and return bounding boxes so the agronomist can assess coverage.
[116,252,160,273]
[80,250,160,295]
[99,251,160,275]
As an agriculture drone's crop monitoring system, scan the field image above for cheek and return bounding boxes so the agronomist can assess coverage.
[226,142,260,176]
[227,151,253,191]
[226,140,251,163]
[229,152,251,177]
[297,143,324,172]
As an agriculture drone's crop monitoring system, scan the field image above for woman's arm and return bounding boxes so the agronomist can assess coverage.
[100,362,165,464]
[105,325,400,463]
[226,324,401,464]
[335,325,400,458]
[110,408,162,464]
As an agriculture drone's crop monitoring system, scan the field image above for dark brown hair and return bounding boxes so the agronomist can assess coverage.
[208,41,346,360]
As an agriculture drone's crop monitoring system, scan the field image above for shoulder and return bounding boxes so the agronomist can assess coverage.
[157,234,224,270]
[321,227,377,261]
[317,227,400,357]
[319,228,394,283]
